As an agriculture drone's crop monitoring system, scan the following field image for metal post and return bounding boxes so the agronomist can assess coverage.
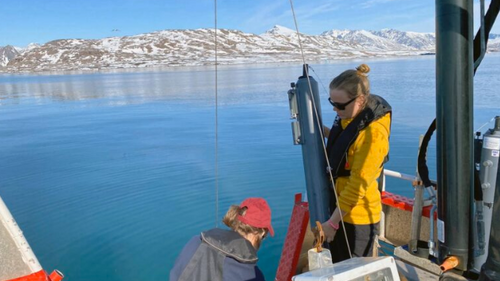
[409,185,424,253]
[436,0,474,271]
[288,65,331,226]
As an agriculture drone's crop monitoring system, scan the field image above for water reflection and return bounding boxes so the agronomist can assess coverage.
[0,59,417,105]
[0,63,307,106]
[0,70,214,105]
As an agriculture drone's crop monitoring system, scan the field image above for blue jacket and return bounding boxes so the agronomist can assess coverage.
[170,228,266,281]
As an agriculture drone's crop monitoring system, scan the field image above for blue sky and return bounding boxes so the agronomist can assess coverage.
[0,0,494,47]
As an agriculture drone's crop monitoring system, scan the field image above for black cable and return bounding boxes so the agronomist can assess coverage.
[417,119,436,188]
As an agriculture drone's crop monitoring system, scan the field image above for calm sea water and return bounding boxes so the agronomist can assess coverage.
[0,55,499,280]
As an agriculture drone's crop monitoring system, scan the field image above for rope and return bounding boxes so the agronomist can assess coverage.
[214,0,219,228]
[288,0,352,259]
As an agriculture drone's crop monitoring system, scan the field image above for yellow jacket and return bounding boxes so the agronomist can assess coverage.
[334,113,391,225]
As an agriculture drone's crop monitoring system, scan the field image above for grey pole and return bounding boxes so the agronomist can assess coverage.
[436,0,474,271]
[288,65,331,226]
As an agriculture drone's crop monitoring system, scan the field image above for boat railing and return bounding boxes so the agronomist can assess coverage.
[382,169,436,195]
[381,168,438,256]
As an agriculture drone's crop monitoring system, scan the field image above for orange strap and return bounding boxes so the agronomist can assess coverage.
[315,221,325,252]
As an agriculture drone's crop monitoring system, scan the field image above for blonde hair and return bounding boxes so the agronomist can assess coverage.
[223,205,267,237]
[329,64,371,100]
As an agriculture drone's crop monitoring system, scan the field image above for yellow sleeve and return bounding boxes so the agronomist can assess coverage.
[337,114,390,212]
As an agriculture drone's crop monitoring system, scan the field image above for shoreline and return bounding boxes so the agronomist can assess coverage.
[0,53,436,76]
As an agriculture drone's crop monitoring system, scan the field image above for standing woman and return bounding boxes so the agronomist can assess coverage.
[322,64,391,262]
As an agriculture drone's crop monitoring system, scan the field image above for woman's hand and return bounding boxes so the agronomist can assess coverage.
[311,220,337,247]
[323,125,330,137]
[321,221,337,243]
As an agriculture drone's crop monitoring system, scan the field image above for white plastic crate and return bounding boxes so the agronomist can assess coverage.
[292,256,400,281]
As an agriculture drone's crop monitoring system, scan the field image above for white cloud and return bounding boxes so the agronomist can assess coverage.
[237,0,340,35]
[294,2,340,20]
[240,1,291,33]
[360,0,398,9]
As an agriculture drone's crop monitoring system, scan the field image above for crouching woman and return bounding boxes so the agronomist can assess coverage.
[170,198,274,281]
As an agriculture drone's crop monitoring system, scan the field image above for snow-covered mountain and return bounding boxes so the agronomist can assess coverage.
[0,45,21,67]
[487,34,500,51]
[322,29,435,51]
[0,25,496,72]
[322,29,402,51]
[372,29,435,50]
[16,43,41,54]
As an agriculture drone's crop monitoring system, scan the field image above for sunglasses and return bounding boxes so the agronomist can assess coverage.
[328,96,358,110]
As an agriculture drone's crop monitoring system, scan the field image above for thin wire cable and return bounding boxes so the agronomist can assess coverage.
[288,0,307,68]
[289,0,352,259]
[475,117,495,133]
[309,66,330,96]
[214,0,219,228]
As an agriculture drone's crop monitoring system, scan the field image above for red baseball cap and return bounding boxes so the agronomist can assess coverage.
[237,198,274,237]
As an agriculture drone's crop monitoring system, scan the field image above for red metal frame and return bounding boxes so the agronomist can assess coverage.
[381,191,436,219]
[275,193,310,281]
[4,270,62,281]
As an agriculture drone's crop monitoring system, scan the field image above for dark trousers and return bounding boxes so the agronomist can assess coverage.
[328,221,379,263]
